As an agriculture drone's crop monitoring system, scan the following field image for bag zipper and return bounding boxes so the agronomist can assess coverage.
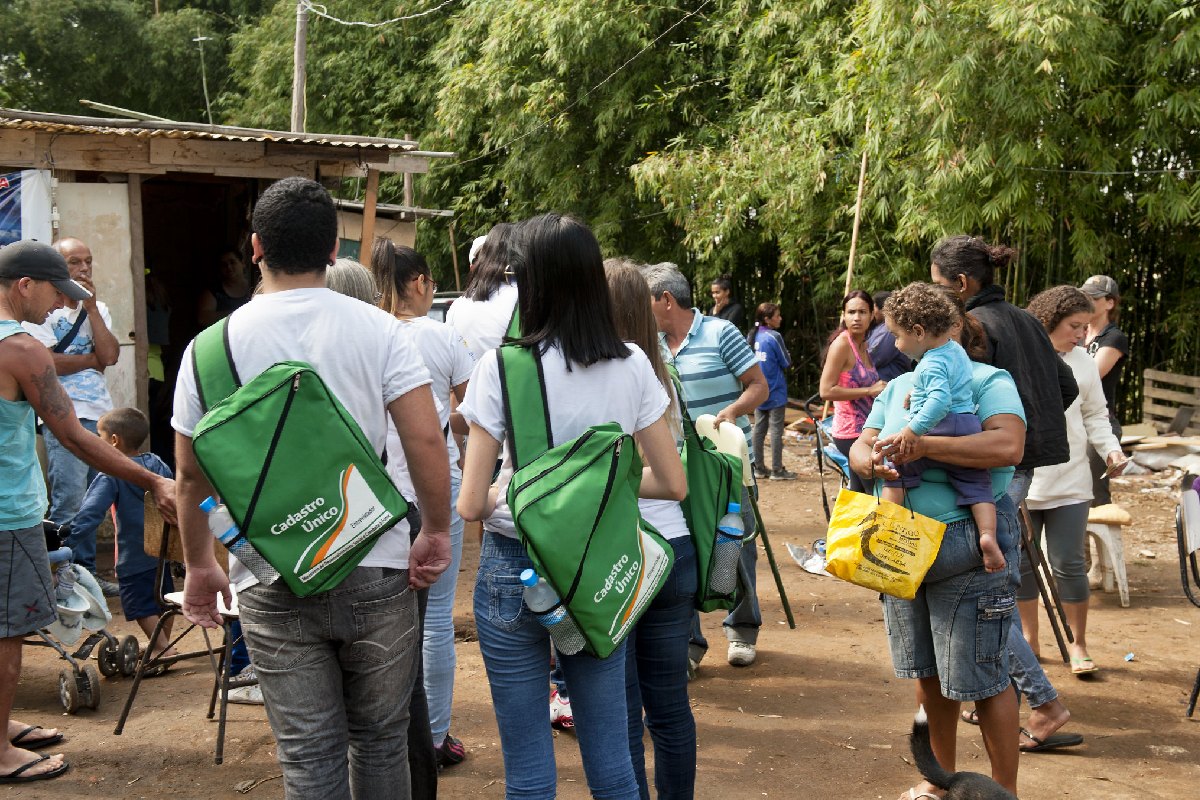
[512,430,594,495]
[234,373,301,542]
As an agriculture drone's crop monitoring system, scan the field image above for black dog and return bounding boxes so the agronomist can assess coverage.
[909,710,1018,799]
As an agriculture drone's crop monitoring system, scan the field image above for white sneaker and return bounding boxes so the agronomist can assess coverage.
[549,687,574,731]
[227,665,264,705]
[727,641,757,667]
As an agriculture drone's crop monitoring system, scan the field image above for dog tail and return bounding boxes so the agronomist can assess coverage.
[909,708,954,790]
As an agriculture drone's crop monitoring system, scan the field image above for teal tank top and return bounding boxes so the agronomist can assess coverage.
[0,320,47,530]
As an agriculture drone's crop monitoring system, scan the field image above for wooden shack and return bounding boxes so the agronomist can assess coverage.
[0,108,453,422]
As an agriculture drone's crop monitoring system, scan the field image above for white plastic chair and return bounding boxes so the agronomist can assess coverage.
[1086,504,1131,608]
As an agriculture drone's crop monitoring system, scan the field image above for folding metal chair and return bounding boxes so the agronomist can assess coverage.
[1176,475,1200,716]
[113,497,255,763]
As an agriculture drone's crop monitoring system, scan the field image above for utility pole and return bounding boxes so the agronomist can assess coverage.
[291,0,308,132]
[194,33,213,126]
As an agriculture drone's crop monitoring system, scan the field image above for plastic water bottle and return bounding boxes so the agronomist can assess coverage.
[200,496,279,585]
[520,568,585,655]
[710,501,745,595]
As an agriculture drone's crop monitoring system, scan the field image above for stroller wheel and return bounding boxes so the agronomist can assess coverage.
[82,664,102,710]
[59,668,82,714]
[97,637,121,677]
[119,635,141,677]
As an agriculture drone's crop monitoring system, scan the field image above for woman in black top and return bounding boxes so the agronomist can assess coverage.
[1080,274,1128,505]
[709,274,745,330]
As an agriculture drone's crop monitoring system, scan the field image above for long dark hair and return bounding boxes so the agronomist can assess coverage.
[748,301,779,349]
[826,289,874,344]
[370,238,430,314]
[463,222,517,301]
[511,213,628,369]
[930,235,1017,289]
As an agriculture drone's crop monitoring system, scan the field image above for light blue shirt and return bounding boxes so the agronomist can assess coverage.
[907,340,977,436]
[660,309,758,462]
[865,362,1025,524]
[0,321,47,530]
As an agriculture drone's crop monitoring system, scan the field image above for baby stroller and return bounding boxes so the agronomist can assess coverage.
[21,520,141,713]
[803,394,851,521]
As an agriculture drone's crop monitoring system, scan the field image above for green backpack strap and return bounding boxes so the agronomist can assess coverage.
[505,305,521,340]
[498,344,552,470]
[191,318,241,414]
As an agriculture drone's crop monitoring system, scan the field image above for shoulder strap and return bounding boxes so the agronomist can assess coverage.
[505,305,521,340]
[51,307,88,354]
[498,343,552,470]
[191,317,242,414]
[667,365,701,445]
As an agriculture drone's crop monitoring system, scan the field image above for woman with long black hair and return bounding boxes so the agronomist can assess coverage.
[457,214,686,799]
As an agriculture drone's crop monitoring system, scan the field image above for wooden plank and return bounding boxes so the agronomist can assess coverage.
[267,142,390,164]
[1144,368,1200,389]
[127,174,149,416]
[360,168,379,255]
[36,133,155,173]
[149,138,266,168]
[318,161,367,179]
[0,130,37,166]
[386,153,431,174]
[1143,385,1200,405]
[210,164,315,180]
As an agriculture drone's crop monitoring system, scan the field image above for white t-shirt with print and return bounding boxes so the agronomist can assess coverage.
[171,288,433,590]
[638,396,689,541]
[458,343,669,539]
[24,302,115,420]
[445,283,518,356]
[385,315,477,495]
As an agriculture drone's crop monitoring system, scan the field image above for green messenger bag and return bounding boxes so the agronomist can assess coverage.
[499,343,673,659]
[670,370,743,612]
[190,318,409,597]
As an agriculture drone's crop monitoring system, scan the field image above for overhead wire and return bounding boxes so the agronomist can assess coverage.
[302,0,459,28]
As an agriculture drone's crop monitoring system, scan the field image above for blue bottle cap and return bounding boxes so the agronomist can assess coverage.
[199,496,218,513]
[520,568,539,587]
[727,501,741,514]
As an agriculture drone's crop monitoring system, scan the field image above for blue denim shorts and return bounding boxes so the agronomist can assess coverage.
[118,567,173,622]
[881,496,1021,701]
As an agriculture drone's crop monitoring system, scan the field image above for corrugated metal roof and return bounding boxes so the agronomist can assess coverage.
[0,108,453,158]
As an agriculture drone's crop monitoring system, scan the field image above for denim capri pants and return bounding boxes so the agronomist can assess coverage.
[881,495,1021,702]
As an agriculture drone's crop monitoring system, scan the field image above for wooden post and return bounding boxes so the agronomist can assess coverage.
[127,174,149,416]
[290,0,308,132]
[448,220,461,291]
[361,168,380,257]
[845,124,870,297]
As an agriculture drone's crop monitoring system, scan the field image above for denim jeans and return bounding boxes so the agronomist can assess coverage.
[475,532,639,799]
[881,495,1020,701]
[626,537,697,800]
[47,418,99,570]
[239,567,420,800]
[689,485,761,663]
[423,474,463,741]
[1003,469,1058,708]
[409,586,437,800]
[752,407,786,473]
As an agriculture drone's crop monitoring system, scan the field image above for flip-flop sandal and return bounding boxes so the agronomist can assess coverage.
[9,726,63,750]
[961,708,980,726]
[900,789,941,799]
[1019,728,1085,753]
[143,661,172,678]
[0,755,70,784]
[1070,656,1099,676]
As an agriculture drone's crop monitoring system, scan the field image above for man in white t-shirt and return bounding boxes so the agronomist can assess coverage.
[23,237,119,585]
[172,178,451,799]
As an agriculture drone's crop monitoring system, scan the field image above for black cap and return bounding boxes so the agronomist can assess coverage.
[0,240,91,301]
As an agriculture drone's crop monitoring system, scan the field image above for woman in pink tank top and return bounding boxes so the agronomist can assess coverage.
[819,290,886,492]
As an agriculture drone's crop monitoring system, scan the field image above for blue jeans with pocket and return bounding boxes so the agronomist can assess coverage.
[47,418,99,570]
[881,495,1020,702]
[626,536,697,800]
[422,474,463,741]
[239,566,420,800]
[475,532,639,799]
[1002,469,1058,708]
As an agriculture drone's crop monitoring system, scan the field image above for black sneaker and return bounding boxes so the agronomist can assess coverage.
[752,464,771,480]
[770,469,799,481]
[434,733,465,768]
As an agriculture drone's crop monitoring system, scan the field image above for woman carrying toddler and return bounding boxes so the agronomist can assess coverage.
[878,283,1005,573]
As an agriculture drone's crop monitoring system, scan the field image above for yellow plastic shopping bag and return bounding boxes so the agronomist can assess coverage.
[823,488,947,600]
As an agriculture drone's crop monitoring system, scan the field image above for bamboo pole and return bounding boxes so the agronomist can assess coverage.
[360,169,379,257]
[844,124,870,297]
[448,220,462,291]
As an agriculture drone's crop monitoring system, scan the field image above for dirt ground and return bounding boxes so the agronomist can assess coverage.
[9,439,1200,799]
